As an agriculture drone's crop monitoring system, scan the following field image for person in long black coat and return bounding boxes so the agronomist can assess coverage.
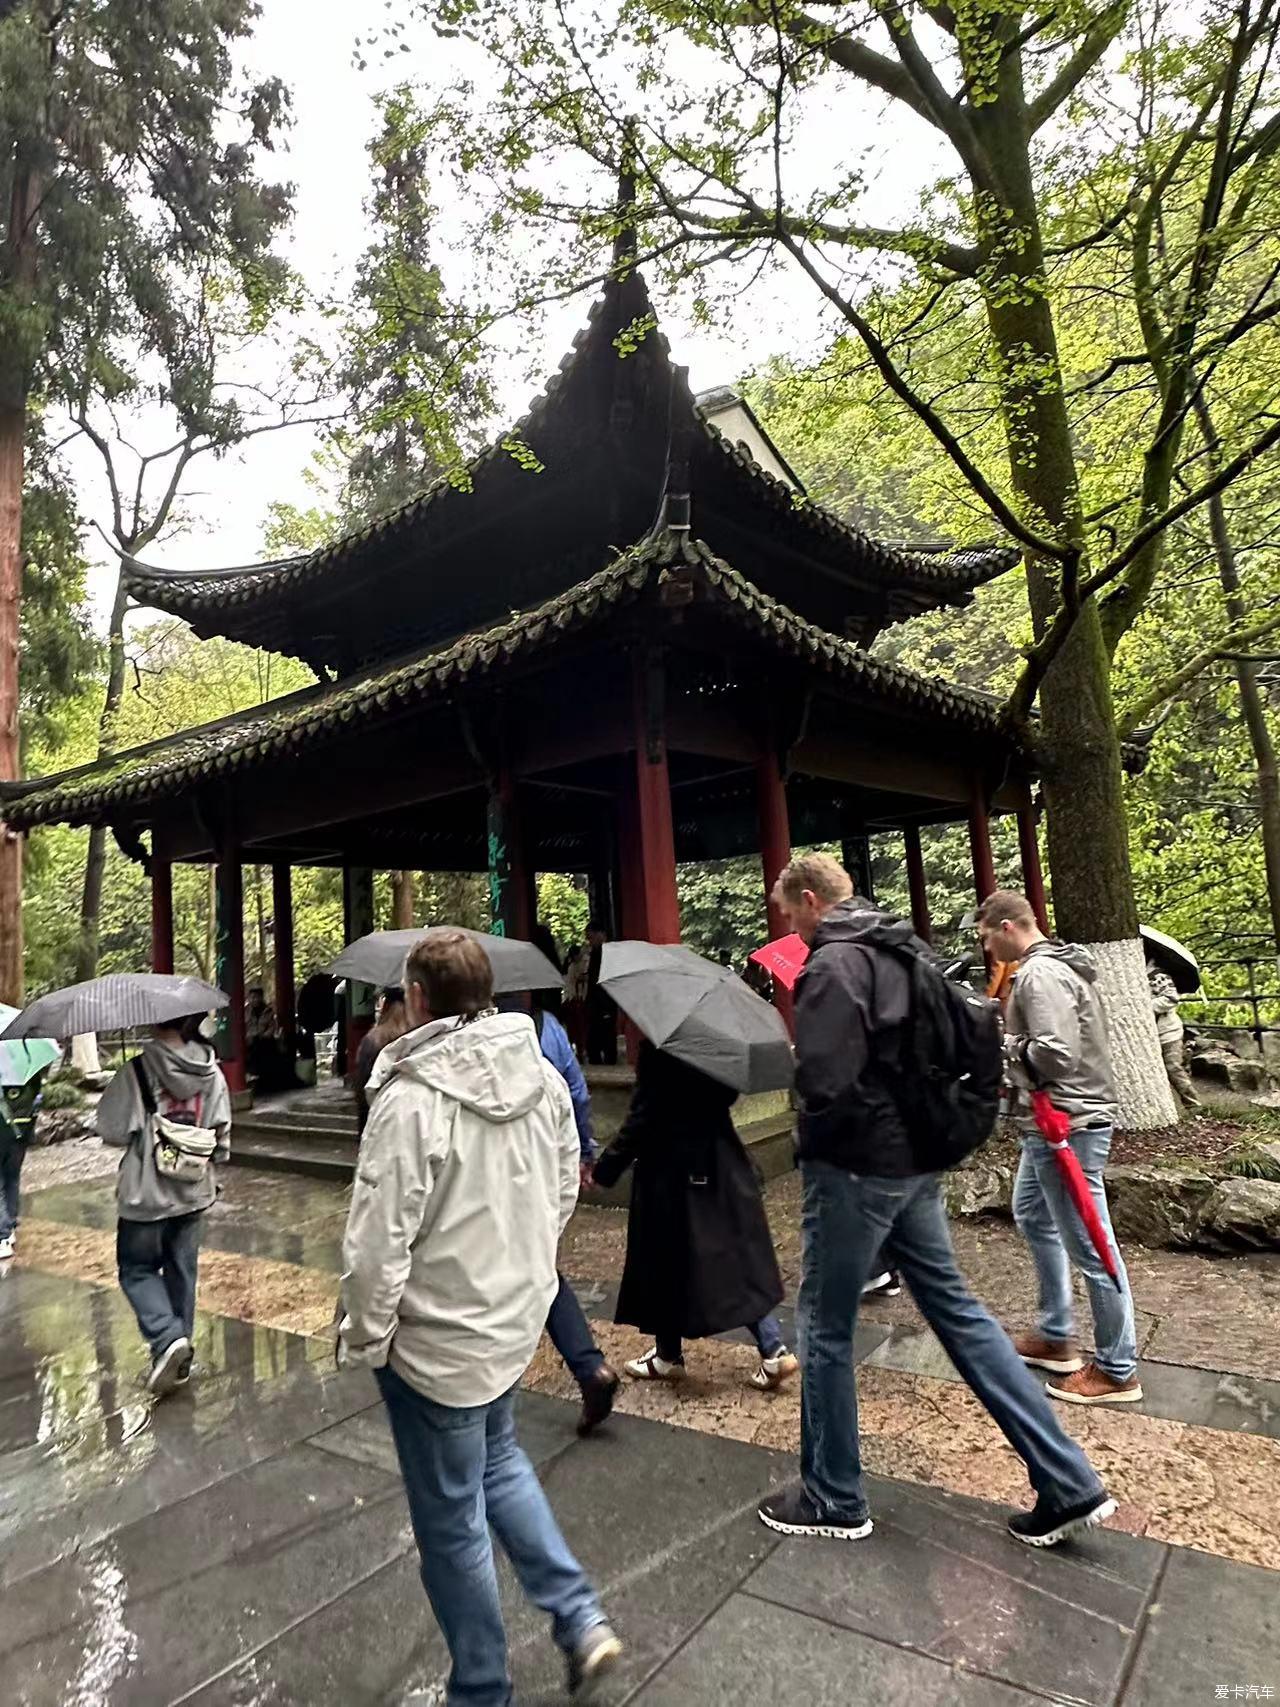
[591,1041,797,1390]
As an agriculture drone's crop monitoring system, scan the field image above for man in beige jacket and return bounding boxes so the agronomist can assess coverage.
[339,931,621,1705]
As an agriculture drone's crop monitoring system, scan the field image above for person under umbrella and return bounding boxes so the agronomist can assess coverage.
[353,987,410,1134]
[96,1012,231,1396]
[0,1008,59,1262]
[591,1037,796,1392]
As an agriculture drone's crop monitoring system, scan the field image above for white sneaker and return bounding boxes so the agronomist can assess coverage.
[861,1271,902,1298]
[749,1348,800,1390]
[0,1236,15,1261]
[624,1349,685,1381]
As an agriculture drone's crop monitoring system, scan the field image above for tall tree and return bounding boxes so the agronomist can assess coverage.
[413,0,1280,1123]
[0,0,290,999]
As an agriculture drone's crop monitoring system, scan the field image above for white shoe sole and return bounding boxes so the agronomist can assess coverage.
[1011,1497,1117,1547]
[1047,1382,1143,1405]
[749,1358,800,1391]
[571,1633,623,1700]
[148,1338,192,1396]
[1021,1354,1086,1374]
[758,1510,874,1542]
[624,1362,685,1381]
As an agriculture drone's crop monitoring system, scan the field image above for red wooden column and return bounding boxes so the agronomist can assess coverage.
[756,748,794,1028]
[903,824,932,942]
[630,650,681,943]
[215,854,246,1094]
[1017,800,1051,933]
[967,778,997,906]
[272,862,296,1059]
[150,858,174,974]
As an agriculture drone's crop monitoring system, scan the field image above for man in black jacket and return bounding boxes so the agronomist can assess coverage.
[757,853,1116,1550]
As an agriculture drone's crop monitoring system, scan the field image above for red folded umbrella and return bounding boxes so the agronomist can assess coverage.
[1030,1091,1123,1292]
[749,934,810,991]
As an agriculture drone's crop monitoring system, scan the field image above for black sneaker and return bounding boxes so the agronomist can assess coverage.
[758,1485,873,1541]
[1008,1491,1117,1548]
[577,1366,620,1437]
[147,1335,192,1397]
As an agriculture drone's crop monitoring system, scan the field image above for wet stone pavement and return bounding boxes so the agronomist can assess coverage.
[0,1162,1277,1705]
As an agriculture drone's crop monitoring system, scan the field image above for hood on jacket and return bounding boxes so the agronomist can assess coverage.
[142,1037,223,1100]
[810,897,918,956]
[1021,940,1098,983]
[370,1010,549,1123]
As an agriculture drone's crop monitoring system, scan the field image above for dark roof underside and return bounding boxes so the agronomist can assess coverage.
[4,535,1017,833]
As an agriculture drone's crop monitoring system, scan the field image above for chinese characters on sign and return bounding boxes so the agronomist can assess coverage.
[1215,1688,1276,1700]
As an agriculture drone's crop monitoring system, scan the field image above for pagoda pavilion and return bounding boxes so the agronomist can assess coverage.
[1,271,1048,1091]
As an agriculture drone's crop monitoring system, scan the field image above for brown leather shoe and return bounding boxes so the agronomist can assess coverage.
[1014,1331,1084,1375]
[1046,1363,1143,1405]
[577,1366,621,1437]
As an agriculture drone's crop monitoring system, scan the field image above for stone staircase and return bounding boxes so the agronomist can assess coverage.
[229,1067,796,1191]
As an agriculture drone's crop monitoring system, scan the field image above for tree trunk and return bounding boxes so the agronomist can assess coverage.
[0,400,24,1003]
[1194,395,1280,960]
[969,73,1175,1126]
[391,870,416,928]
[75,572,131,980]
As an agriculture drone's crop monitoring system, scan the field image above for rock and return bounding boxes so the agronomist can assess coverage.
[1106,1165,1218,1249]
[1249,1090,1280,1110]
[1190,1045,1269,1095]
[943,1163,1014,1218]
[33,1109,95,1148]
[1225,1027,1263,1063]
[1261,1032,1280,1076]
[1199,1178,1280,1250]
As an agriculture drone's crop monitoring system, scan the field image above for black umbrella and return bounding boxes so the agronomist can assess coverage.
[328,928,563,995]
[0,973,228,1040]
[599,941,794,1094]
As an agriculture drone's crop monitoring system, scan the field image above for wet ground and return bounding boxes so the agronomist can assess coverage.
[0,1159,1277,1703]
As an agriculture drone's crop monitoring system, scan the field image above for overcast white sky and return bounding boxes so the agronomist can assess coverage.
[68,0,947,623]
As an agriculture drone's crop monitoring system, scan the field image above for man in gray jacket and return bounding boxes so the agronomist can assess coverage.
[339,931,621,1706]
[979,892,1142,1406]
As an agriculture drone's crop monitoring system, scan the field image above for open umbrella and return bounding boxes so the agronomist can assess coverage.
[0,1006,60,1086]
[1140,925,1200,994]
[600,941,794,1094]
[0,974,228,1041]
[749,933,809,992]
[1030,1091,1123,1292]
[328,928,562,995]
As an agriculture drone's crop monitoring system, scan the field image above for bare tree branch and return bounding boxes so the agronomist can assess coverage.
[1028,1,1129,131]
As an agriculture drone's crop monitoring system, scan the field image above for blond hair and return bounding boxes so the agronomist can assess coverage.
[773,852,854,907]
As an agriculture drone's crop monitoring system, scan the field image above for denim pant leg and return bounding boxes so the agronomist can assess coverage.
[1025,1128,1138,1381]
[0,1132,23,1240]
[376,1365,512,1707]
[797,1160,893,1523]
[161,1212,203,1342]
[117,1219,185,1356]
[889,1178,1104,1510]
[1012,1144,1075,1342]
[483,1389,604,1653]
[545,1273,604,1386]
[750,1314,785,1357]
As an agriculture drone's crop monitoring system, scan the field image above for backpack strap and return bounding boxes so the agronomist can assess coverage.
[131,1054,157,1117]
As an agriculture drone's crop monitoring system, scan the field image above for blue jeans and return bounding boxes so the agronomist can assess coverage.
[545,1272,605,1387]
[657,1313,785,1363]
[376,1364,605,1707]
[0,1130,24,1241]
[1013,1124,1138,1381]
[798,1159,1104,1523]
[117,1213,202,1356]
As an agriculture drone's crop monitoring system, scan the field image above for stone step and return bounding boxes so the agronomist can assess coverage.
[236,1109,360,1138]
[227,1128,358,1181]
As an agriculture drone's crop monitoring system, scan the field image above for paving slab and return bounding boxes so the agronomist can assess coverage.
[631,1592,1041,1705]
[744,1474,1162,1706]
[1121,1546,1280,1706]
[0,1445,408,1705]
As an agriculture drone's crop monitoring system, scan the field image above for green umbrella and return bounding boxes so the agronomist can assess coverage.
[0,1005,60,1087]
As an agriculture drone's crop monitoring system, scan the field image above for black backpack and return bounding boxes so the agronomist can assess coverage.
[875,937,1004,1170]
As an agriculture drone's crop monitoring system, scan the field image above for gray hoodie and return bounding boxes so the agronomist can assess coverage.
[339,1010,579,1408]
[97,1037,231,1221]
[1004,941,1118,1131]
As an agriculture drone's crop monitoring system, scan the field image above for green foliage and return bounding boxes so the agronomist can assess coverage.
[18,423,96,756]
[536,873,589,954]
[37,1075,84,1112]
